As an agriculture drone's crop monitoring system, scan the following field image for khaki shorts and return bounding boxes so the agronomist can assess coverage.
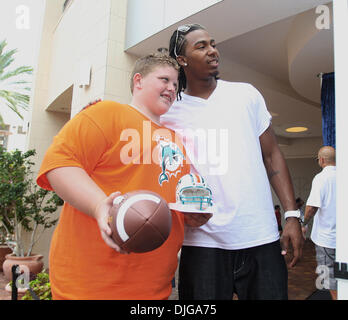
[315,245,337,291]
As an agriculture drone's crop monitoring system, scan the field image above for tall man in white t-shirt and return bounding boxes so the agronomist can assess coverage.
[302,146,336,300]
[160,24,304,299]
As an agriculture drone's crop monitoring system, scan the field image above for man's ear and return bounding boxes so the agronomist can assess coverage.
[176,56,187,68]
[133,73,143,90]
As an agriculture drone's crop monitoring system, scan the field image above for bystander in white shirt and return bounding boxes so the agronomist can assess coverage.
[307,165,336,249]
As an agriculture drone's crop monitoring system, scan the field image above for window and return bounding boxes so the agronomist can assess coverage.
[0,124,10,150]
[17,125,26,134]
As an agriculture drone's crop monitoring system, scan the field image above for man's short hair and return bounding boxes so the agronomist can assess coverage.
[130,53,179,93]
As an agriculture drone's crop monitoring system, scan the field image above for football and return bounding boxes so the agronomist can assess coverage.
[108,190,172,253]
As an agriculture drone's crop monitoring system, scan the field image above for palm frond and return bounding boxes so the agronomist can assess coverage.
[0,101,24,119]
[0,40,33,119]
[6,80,30,86]
[0,91,29,119]
[0,66,33,82]
[0,50,16,72]
[0,40,7,53]
[0,113,4,127]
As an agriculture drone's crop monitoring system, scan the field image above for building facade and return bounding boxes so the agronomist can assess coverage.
[26,0,348,298]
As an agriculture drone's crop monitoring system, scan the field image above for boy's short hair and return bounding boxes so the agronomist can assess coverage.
[130,52,179,93]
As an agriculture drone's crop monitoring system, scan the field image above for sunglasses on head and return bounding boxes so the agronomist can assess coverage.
[173,24,195,57]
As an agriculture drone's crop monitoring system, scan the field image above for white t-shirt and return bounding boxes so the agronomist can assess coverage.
[160,80,279,249]
[307,166,336,249]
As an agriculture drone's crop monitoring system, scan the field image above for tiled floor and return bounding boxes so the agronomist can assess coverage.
[0,240,321,300]
[286,239,318,300]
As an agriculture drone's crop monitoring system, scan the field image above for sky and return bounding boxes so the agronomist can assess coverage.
[0,0,45,125]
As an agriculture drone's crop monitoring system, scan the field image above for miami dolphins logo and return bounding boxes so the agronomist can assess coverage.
[156,137,185,185]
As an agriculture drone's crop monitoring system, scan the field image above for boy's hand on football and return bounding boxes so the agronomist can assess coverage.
[94,191,128,254]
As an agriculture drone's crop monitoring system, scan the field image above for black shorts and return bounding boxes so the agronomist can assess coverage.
[178,240,288,300]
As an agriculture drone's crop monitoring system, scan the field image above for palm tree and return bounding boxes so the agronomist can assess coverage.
[0,39,33,126]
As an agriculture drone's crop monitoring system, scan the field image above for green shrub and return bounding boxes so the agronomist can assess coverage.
[22,270,52,300]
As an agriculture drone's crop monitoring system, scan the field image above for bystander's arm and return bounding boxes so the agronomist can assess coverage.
[303,205,318,225]
[301,205,318,239]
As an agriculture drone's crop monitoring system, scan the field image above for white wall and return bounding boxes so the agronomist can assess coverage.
[46,0,112,116]
[333,0,348,300]
[103,0,137,105]
[125,0,222,49]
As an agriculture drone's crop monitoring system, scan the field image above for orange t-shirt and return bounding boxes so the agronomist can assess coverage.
[37,101,190,300]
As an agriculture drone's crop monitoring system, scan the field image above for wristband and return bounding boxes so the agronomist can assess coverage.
[284,209,301,220]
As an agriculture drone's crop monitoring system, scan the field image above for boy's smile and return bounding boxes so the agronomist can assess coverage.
[160,92,174,104]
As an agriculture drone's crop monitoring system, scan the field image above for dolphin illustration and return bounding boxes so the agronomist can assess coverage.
[158,141,184,185]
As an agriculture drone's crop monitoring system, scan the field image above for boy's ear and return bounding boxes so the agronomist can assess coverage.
[133,73,143,90]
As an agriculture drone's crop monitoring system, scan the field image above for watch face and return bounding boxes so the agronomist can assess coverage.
[285,210,301,219]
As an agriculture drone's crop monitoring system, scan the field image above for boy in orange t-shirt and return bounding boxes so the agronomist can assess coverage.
[36,53,210,300]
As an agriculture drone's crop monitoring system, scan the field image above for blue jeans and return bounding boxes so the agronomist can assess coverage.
[178,240,288,300]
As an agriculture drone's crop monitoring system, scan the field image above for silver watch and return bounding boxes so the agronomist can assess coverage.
[284,209,301,220]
